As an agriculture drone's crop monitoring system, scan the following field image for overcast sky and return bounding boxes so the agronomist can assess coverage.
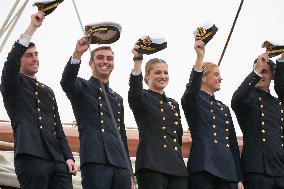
[0,0,284,135]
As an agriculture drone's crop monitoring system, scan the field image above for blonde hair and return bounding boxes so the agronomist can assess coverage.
[144,58,167,84]
[202,62,218,76]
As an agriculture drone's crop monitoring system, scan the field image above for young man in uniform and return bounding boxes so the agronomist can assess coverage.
[232,52,284,189]
[1,11,77,189]
[61,36,134,189]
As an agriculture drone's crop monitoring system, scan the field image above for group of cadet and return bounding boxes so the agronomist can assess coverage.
[1,10,284,189]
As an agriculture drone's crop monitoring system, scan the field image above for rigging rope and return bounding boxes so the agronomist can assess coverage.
[218,0,245,66]
[0,0,30,53]
[0,0,20,37]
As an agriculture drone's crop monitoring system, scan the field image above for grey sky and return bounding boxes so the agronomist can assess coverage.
[0,0,283,135]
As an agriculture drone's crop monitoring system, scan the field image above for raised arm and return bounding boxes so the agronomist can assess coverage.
[128,44,146,111]
[60,36,90,97]
[1,11,44,97]
[181,40,205,113]
[231,53,268,114]
[274,53,284,102]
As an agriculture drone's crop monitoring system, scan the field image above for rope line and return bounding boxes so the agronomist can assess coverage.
[218,0,245,66]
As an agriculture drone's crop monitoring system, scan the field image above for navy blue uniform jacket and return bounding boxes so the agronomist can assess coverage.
[128,73,188,177]
[1,42,73,162]
[232,62,284,177]
[182,69,242,182]
[61,58,131,169]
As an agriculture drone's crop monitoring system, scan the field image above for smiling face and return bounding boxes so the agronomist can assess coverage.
[201,62,222,94]
[203,66,222,91]
[89,47,114,82]
[20,45,39,78]
[144,59,169,94]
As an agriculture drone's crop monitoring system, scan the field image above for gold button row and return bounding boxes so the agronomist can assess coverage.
[99,95,104,132]
[162,144,178,151]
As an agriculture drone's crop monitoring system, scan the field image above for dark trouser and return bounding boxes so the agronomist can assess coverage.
[81,162,131,189]
[244,173,284,189]
[136,169,188,189]
[14,154,72,189]
[188,171,237,189]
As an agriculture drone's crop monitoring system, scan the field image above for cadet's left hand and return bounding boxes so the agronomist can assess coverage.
[66,159,79,176]
[24,11,45,36]
[73,36,91,60]
[30,11,45,29]
[238,181,244,189]
[132,43,142,58]
[254,52,269,74]
[194,38,205,59]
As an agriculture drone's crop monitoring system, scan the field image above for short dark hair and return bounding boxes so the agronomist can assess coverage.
[27,42,36,49]
[90,46,114,61]
[21,42,36,59]
[267,59,276,73]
